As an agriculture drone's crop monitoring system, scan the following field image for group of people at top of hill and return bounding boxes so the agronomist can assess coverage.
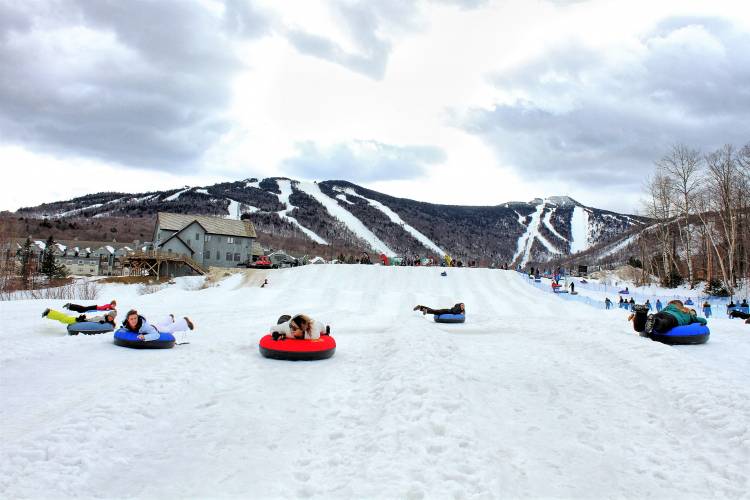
[42,300,195,340]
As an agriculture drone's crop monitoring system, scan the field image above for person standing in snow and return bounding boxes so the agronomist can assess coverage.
[570,282,575,293]
[605,298,612,310]
[702,301,712,318]
[656,299,663,312]
[413,303,465,316]
[271,314,329,340]
[63,300,117,313]
[629,297,636,311]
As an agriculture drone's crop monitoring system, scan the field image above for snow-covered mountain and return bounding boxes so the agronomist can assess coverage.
[16,178,647,264]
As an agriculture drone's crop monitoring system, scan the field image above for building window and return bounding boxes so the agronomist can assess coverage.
[216,251,220,260]
[203,251,210,260]
[234,253,240,261]
[195,233,200,240]
[227,237,234,244]
[205,235,212,242]
[226,252,232,261]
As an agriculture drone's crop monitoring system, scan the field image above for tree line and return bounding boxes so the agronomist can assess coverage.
[641,143,749,296]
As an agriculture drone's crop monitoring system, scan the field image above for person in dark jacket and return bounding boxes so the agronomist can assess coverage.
[644,300,707,335]
[413,303,465,316]
[63,300,117,313]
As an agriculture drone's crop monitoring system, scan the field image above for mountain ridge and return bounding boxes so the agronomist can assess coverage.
[13,177,648,265]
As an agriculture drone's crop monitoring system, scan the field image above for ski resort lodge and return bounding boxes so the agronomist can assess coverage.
[152,212,261,270]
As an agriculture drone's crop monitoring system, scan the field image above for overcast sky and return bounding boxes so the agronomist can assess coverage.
[1,0,748,214]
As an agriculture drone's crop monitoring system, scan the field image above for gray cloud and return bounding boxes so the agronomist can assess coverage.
[459,16,750,190]
[282,140,446,182]
[284,1,422,80]
[0,0,270,171]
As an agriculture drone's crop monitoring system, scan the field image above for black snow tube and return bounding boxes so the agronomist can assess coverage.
[67,322,114,336]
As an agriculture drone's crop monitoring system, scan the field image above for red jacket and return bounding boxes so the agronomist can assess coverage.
[97,304,114,311]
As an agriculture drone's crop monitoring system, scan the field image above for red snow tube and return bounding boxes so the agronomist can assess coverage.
[259,334,336,361]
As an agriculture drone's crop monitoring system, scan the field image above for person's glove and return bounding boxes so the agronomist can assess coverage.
[77,315,86,322]
[271,331,286,341]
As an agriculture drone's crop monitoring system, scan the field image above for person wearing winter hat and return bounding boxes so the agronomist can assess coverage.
[43,308,117,326]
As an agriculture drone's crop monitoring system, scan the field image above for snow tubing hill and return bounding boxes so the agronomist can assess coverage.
[434,313,466,323]
[649,323,710,345]
[259,334,336,361]
[113,329,176,349]
[67,322,114,336]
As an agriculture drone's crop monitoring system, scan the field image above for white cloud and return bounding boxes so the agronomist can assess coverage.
[2,0,749,214]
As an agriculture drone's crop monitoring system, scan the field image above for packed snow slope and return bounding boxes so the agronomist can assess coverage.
[1,266,749,499]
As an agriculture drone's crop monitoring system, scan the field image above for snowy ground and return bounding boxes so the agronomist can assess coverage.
[1,266,749,499]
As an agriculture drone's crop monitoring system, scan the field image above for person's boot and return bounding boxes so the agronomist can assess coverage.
[643,314,655,336]
[324,325,330,335]
[42,308,50,318]
[184,317,194,330]
[63,303,71,310]
[413,305,422,311]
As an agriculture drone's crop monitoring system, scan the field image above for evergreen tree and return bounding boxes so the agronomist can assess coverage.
[40,236,68,280]
[19,238,33,288]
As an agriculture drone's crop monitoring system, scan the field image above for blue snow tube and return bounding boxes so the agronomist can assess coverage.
[649,323,709,345]
[434,313,465,324]
[67,321,114,336]
[113,329,175,349]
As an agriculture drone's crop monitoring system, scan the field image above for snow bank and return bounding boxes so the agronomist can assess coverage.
[1,267,748,498]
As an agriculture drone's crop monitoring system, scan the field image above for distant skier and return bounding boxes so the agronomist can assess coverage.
[413,303,465,316]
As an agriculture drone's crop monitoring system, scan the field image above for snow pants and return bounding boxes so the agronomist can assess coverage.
[66,303,101,313]
[154,316,191,333]
[46,309,76,325]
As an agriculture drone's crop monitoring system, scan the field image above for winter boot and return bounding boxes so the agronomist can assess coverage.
[184,317,194,330]
[643,314,655,336]
[42,308,50,318]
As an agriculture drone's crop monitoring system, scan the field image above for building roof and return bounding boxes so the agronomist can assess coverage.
[157,212,257,238]
[8,238,142,256]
